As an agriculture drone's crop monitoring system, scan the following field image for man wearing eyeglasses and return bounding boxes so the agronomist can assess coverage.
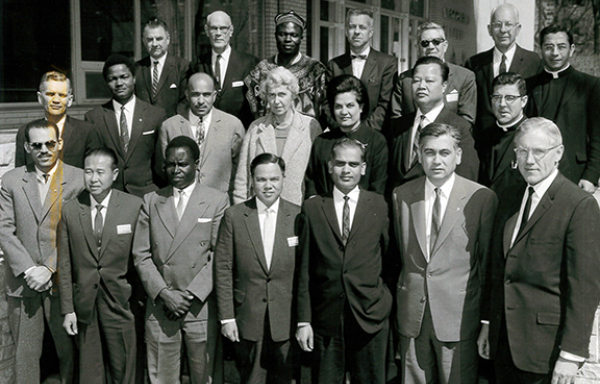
[477,117,600,384]
[465,4,542,157]
[0,119,85,384]
[390,22,477,127]
[525,24,600,193]
[192,11,259,129]
[327,8,398,131]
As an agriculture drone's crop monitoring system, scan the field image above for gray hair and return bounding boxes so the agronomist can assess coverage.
[514,117,563,146]
[259,67,300,99]
[418,21,446,40]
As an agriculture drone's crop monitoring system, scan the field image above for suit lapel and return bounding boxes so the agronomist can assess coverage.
[244,200,270,274]
[322,196,344,245]
[483,49,494,85]
[512,185,554,246]
[219,50,236,95]
[155,55,174,96]
[167,184,209,261]
[200,111,220,168]
[156,190,178,240]
[142,63,153,101]
[269,201,292,274]
[62,117,74,146]
[280,113,304,164]
[339,53,353,75]
[361,53,377,83]
[402,115,416,173]
[346,190,369,244]
[98,191,122,259]
[255,124,277,154]
[41,164,65,222]
[430,178,466,256]
[101,103,125,159]
[77,192,100,260]
[504,213,518,255]
[22,167,43,223]
[410,182,428,260]
[125,101,146,162]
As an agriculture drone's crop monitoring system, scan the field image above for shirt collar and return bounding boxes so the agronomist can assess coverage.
[35,161,59,181]
[256,196,280,214]
[494,44,517,63]
[174,180,197,197]
[112,95,136,112]
[190,108,213,126]
[529,168,559,197]
[275,52,302,66]
[152,52,168,68]
[91,190,113,208]
[333,185,360,203]
[497,112,525,131]
[425,172,456,199]
[212,45,231,62]
[416,101,445,123]
[544,63,571,79]
[350,46,371,58]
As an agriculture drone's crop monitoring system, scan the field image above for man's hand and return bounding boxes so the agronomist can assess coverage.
[296,324,314,352]
[63,313,78,336]
[477,323,490,360]
[578,179,596,193]
[25,266,52,292]
[551,357,581,384]
[221,321,240,342]
[160,289,194,318]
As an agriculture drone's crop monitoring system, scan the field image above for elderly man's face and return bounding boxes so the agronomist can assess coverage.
[187,75,216,118]
[38,80,73,118]
[205,13,233,51]
[419,28,448,60]
[515,128,563,186]
[276,22,303,56]
[143,26,170,60]
[346,14,373,51]
[488,6,521,51]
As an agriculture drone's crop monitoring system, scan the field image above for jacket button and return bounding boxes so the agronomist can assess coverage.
[262,298,267,303]
[267,278,271,283]
[420,296,426,303]
[339,293,345,298]
[343,270,348,274]
[339,246,344,251]
[505,279,511,285]
[93,284,98,289]
[97,266,102,271]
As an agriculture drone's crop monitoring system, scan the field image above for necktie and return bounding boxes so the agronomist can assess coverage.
[411,115,426,167]
[197,117,205,148]
[342,196,350,245]
[152,61,159,98]
[120,105,129,153]
[351,54,368,60]
[430,188,442,255]
[43,174,49,183]
[517,186,535,236]
[499,54,507,74]
[215,54,222,90]
[95,205,104,248]
[176,190,185,220]
[263,209,276,269]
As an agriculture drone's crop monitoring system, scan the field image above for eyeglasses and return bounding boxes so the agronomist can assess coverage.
[491,94,524,104]
[514,145,560,161]
[490,21,519,31]
[419,38,446,48]
[208,25,231,33]
[28,140,58,151]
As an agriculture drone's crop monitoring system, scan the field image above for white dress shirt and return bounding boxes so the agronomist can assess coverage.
[173,181,197,217]
[212,45,231,87]
[493,44,517,78]
[424,173,455,260]
[333,186,360,235]
[35,162,59,202]
[49,115,67,140]
[257,197,280,269]
[112,96,136,138]
[410,103,445,161]
[350,46,371,79]
[91,190,112,230]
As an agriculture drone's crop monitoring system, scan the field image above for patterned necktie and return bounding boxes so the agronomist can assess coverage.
[411,115,426,167]
[196,117,205,148]
[263,209,276,269]
[215,54,222,90]
[176,190,185,221]
[95,205,104,248]
[152,61,159,98]
[517,186,535,236]
[342,196,350,245]
[499,54,507,75]
[430,188,441,255]
[120,105,129,153]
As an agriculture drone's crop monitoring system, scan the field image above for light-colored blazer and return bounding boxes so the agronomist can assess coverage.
[0,162,85,297]
[233,111,322,206]
[392,175,497,342]
[159,108,245,200]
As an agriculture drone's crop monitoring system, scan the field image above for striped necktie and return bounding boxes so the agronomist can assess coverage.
[152,61,159,98]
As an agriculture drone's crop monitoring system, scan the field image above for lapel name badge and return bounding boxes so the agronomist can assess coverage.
[117,224,132,234]
[287,236,299,247]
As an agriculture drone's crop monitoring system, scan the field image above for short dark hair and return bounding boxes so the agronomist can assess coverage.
[327,74,370,120]
[492,72,527,95]
[144,17,169,33]
[418,123,461,149]
[24,119,59,142]
[85,147,119,170]
[165,136,200,162]
[540,23,573,46]
[413,56,449,82]
[329,137,366,162]
[102,54,136,81]
[250,153,286,177]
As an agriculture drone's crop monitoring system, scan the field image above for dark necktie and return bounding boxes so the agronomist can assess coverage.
[342,196,350,245]
[120,105,129,153]
[351,54,368,60]
[430,188,441,254]
[215,54,222,90]
[152,61,159,98]
[95,205,104,248]
[499,54,507,74]
[411,115,427,167]
[517,186,535,236]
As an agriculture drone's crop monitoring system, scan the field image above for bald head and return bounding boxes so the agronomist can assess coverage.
[488,3,521,52]
[207,10,232,25]
[491,3,519,23]
[187,73,217,117]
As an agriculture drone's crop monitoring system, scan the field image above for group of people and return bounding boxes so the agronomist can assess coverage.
[1,2,600,384]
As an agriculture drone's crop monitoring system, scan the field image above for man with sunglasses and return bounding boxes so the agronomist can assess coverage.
[0,119,85,383]
[390,22,477,127]
[477,117,600,384]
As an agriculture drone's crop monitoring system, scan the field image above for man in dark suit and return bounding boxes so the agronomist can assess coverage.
[86,54,167,198]
[59,147,141,384]
[388,57,478,191]
[390,22,477,126]
[215,153,300,383]
[328,8,397,131]
[526,23,600,193]
[297,138,392,383]
[15,71,101,169]
[133,136,229,384]
[191,11,259,128]
[135,18,190,118]
[0,119,84,384]
[392,123,497,384]
[465,3,542,153]
[477,118,600,384]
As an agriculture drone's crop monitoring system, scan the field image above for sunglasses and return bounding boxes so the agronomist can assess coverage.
[28,140,58,150]
[420,38,446,48]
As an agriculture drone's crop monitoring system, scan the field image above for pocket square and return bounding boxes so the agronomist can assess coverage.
[142,130,155,135]
[198,218,212,223]
[446,93,459,102]
[232,81,244,88]
[170,83,177,89]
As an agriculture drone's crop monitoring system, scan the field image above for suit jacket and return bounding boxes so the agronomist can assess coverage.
[328,49,398,131]
[0,161,84,298]
[215,198,300,342]
[527,67,600,184]
[192,49,259,128]
[233,112,322,206]
[15,116,102,169]
[392,175,497,342]
[158,108,245,199]
[297,189,393,336]
[135,54,190,118]
[390,63,477,126]
[388,107,479,191]
[58,190,142,324]
[132,183,229,321]
[483,173,600,373]
[465,45,542,149]
[85,98,167,197]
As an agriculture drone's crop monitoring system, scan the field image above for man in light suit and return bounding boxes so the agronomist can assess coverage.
[59,147,141,384]
[388,57,478,191]
[392,123,497,384]
[216,153,300,383]
[477,118,600,384]
[297,138,392,383]
[133,136,229,384]
[192,11,259,128]
[390,22,477,126]
[135,17,190,118]
[327,8,397,131]
[15,71,101,169]
[0,119,84,384]
[86,54,167,197]
[465,3,542,153]
[159,72,244,200]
